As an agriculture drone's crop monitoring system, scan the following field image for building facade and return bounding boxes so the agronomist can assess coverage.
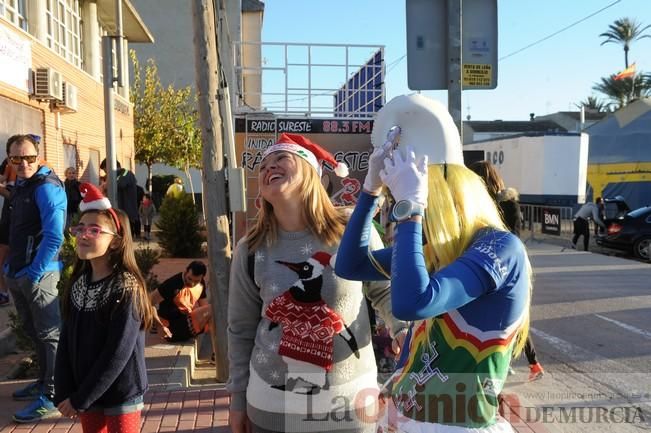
[0,0,152,184]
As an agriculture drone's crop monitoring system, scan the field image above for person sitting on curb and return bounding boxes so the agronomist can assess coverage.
[149,261,212,342]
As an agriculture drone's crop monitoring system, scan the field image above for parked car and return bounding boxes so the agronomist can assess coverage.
[596,198,651,260]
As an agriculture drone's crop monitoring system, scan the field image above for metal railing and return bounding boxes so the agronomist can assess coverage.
[520,204,575,241]
[234,41,385,117]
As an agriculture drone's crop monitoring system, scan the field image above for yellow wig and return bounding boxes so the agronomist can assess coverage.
[422,164,532,356]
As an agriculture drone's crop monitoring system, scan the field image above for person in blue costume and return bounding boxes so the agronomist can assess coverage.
[335,94,533,433]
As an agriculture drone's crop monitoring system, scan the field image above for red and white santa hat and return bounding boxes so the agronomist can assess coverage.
[308,251,332,275]
[261,133,349,177]
[78,182,121,232]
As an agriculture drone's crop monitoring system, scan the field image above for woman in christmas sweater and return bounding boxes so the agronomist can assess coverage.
[227,133,407,433]
[55,183,154,433]
[335,94,532,433]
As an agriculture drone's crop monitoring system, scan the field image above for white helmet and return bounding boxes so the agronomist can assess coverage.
[371,93,464,166]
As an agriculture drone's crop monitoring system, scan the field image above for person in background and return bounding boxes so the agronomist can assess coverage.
[148,260,211,342]
[138,193,156,241]
[134,185,145,239]
[99,159,139,239]
[0,145,16,307]
[165,177,184,199]
[64,167,82,228]
[55,183,153,433]
[4,134,66,422]
[594,196,606,236]
[572,197,606,251]
[469,160,544,382]
[227,133,407,433]
[335,94,532,432]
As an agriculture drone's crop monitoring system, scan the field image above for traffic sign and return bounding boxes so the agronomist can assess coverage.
[406,0,498,90]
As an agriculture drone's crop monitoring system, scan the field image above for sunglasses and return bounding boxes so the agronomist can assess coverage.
[9,155,38,165]
[69,225,118,239]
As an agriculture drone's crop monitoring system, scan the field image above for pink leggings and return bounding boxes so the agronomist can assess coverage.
[78,411,141,433]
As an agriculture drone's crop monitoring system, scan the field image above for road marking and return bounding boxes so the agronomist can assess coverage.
[594,314,651,340]
[534,263,651,274]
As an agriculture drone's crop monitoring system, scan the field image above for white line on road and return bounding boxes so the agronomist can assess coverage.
[534,263,651,274]
[594,314,651,340]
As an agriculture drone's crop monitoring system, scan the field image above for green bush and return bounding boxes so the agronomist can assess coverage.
[156,194,204,257]
[135,246,161,290]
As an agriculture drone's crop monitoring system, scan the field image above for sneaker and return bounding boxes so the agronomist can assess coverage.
[528,363,544,382]
[12,382,43,401]
[13,394,60,423]
[508,366,516,376]
[0,292,10,306]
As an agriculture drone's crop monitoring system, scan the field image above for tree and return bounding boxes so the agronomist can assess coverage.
[599,18,651,68]
[592,73,651,110]
[130,52,201,194]
[161,87,202,202]
[130,51,171,192]
[574,96,611,112]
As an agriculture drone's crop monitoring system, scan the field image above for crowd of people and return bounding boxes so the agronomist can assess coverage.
[1,94,553,433]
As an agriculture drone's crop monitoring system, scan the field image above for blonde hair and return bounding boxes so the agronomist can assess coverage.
[247,155,348,251]
[422,164,531,356]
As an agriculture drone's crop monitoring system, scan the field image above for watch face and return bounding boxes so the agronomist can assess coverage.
[393,200,412,220]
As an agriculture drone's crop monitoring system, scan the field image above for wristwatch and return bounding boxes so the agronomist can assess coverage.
[390,200,425,222]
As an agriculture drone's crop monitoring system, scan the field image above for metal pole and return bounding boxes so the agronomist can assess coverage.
[447,0,463,143]
[102,35,118,205]
[114,0,124,87]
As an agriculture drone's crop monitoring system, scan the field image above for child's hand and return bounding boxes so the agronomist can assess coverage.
[57,398,77,418]
[162,326,172,339]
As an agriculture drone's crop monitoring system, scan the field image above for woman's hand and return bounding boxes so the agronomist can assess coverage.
[57,398,77,418]
[229,408,252,433]
[391,328,409,358]
[363,140,393,195]
[381,146,428,207]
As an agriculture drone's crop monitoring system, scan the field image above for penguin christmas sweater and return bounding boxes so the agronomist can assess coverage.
[227,228,406,432]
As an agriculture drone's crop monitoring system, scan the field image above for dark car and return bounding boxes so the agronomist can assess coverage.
[596,199,651,260]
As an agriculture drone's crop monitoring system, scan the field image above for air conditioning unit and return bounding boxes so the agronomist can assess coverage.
[54,82,79,113]
[33,68,63,101]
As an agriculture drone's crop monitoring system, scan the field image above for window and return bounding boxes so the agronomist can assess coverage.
[63,143,77,171]
[46,0,81,67]
[0,0,27,30]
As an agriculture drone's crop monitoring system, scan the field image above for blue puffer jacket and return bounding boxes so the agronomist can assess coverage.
[6,166,66,281]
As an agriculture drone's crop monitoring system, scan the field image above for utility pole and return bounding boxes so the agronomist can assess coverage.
[191,0,231,382]
[448,0,463,143]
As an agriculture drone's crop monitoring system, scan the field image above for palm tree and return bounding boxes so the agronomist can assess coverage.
[592,73,651,110]
[600,18,651,68]
[575,96,610,112]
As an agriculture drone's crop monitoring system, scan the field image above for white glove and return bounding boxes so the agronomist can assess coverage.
[380,146,428,207]
[363,140,392,195]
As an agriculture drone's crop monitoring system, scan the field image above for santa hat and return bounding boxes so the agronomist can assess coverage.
[78,182,121,232]
[261,133,349,177]
[308,251,332,275]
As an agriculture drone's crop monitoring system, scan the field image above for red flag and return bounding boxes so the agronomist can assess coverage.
[614,63,636,80]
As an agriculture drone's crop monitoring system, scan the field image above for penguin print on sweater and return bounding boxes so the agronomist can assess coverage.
[264,251,360,395]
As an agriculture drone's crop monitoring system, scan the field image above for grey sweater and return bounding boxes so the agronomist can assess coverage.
[227,228,405,432]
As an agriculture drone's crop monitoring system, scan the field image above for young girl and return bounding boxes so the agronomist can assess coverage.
[54,183,154,433]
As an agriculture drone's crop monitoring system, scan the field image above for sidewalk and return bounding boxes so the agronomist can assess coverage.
[0,250,578,433]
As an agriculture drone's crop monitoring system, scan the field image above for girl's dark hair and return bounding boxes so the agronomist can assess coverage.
[468,160,505,200]
[62,208,154,330]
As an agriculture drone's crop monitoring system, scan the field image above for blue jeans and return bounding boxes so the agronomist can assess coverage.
[7,272,61,397]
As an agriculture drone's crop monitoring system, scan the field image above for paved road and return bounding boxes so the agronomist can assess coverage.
[508,240,651,432]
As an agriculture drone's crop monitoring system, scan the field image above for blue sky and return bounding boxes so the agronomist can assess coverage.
[260,0,651,120]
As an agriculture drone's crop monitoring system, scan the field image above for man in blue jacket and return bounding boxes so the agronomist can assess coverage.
[3,134,66,422]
